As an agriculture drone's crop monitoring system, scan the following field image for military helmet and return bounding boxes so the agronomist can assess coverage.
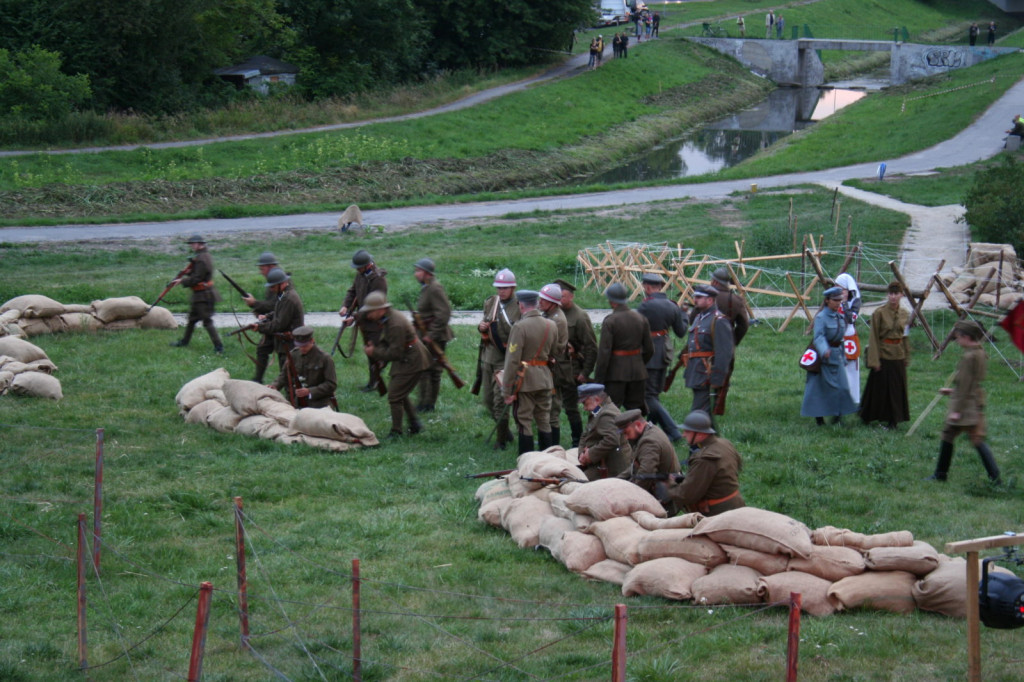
[539,283,562,304]
[711,267,732,286]
[257,251,278,267]
[681,410,715,434]
[264,267,290,287]
[185,234,206,244]
[493,268,517,288]
[605,282,629,304]
[414,257,435,274]
[361,291,391,311]
[350,249,372,269]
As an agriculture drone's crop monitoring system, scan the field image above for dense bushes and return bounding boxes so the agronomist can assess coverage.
[962,155,1024,253]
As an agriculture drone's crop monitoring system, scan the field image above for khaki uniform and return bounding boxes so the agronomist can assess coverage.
[544,306,571,432]
[579,397,631,480]
[594,306,653,412]
[713,286,749,415]
[178,247,223,350]
[502,309,556,437]
[638,292,687,439]
[256,285,304,355]
[272,344,337,409]
[667,434,745,516]
[480,294,521,420]
[943,345,986,443]
[559,302,597,445]
[415,278,453,409]
[620,422,681,513]
[344,265,387,383]
[369,312,431,433]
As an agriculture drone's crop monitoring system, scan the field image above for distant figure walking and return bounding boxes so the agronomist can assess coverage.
[736,16,745,38]
[765,10,774,39]
[776,14,784,40]
[968,22,979,46]
[987,21,996,46]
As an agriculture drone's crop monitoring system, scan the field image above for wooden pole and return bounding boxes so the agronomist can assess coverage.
[77,513,88,670]
[353,559,362,682]
[93,428,104,574]
[786,592,802,682]
[845,216,852,251]
[188,582,213,682]
[888,260,940,351]
[233,497,249,650]
[611,603,627,682]
[833,200,840,239]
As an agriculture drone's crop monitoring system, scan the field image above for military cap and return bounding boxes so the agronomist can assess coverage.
[823,286,844,300]
[711,267,732,286]
[886,281,903,294]
[257,251,278,267]
[577,383,605,401]
[553,278,576,292]
[264,268,290,287]
[605,282,629,304]
[494,268,517,288]
[641,273,665,286]
[539,283,562,304]
[361,291,390,311]
[953,319,984,340]
[692,284,717,298]
[292,325,314,340]
[681,410,716,434]
[613,408,644,428]
[515,289,539,306]
[414,257,435,274]
[350,249,372,269]
[185,234,206,244]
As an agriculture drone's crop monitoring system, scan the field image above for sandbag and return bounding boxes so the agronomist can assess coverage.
[62,304,93,314]
[864,541,940,577]
[556,531,607,573]
[581,559,630,585]
[588,516,649,566]
[911,557,974,618]
[16,318,52,336]
[501,496,553,549]
[257,396,297,426]
[1,295,64,318]
[721,544,791,576]
[787,545,866,582]
[692,507,813,559]
[538,516,575,554]
[60,312,103,332]
[548,492,573,520]
[622,558,707,600]
[8,372,62,399]
[222,379,287,416]
[235,414,280,438]
[0,359,30,374]
[0,309,20,324]
[475,478,512,507]
[176,368,230,411]
[102,318,140,331]
[259,421,290,440]
[205,389,227,403]
[206,405,244,433]
[185,399,226,425]
[0,370,13,392]
[516,451,587,482]
[91,296,149,323]
[811,526,913,550]
[138,306,178,329]
[827,571,917,614]
[478,498,513,528]
[636,529,727,568]
[632,510,704,531]
[290,407,375,442]
[295,433,353,452]
[757,572,835,617]
[24,359,57,375]
[564,478,666,521]
[692,564,763,606]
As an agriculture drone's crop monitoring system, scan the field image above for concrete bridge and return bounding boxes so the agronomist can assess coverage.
[689,37,1019,86]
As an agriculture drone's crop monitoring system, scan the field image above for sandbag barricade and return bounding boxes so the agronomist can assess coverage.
[473,465,994,618]
[177,369,378,452]
[0,337,62,400]
[0,295,177,338]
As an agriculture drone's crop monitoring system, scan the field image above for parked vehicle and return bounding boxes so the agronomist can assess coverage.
[594,0,628,27]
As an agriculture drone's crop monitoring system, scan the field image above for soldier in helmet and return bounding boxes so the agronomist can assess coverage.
[339,249,388,392]
[709,266,750,415]
[242,251,282,383]
[594,282,653,413]
[502,290,557,454]
[255,267,304,374]
[413,257,453,413]
[478,268,521,449]
[576,383,631,480]
[269,325,337,409]
[684,285,734,415]
[614,408,681,514]
[362,291,431,437]
[170,234,223,353]
[538,283,570,446]
[555,278,597,447]
[637,272,687,442]
[666,410,745,516]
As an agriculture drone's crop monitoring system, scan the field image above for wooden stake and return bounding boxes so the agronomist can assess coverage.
[93,428,104,574]
[233,497,249,649]
[611,604,627,682]
[786,592,802,682]
[188,582,213,682]
[353,559,362,682]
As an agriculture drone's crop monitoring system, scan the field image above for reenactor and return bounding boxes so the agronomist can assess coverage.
[576,383,631,480]
[637,273,687,442]
[614,408,681,514]
[339,249,388,392]
[269,325,337,409]
[502,290,557,454]
[256,268,305,374]
[413,258,453,413]
[361,291,431,437]
[477,268,521,449]
[555,278,597,447]
[170,234,223,353]
[593,282,653,412]
[709,266,750,415]
[666,410,745,516]
[242,251,282,383]
[684,284,734,415]
[538,283,570,446]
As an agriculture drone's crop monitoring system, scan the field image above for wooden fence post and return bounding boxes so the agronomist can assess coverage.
[787,592,802,682]
[188,582,213,682]
[233,497,249,649]
[93,427,104,573]
[353,558,362,682]
[611,603,627,682]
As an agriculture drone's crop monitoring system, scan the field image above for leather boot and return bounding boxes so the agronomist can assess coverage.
[518,433,534,455]
[550,427,561,448]
[568,413,583,448]
[408,419,424,435]
[494,419,511,450]
[537,431,553,450]
[927,441,953,481]
[976,443,1001,482]
[252,355,269,384]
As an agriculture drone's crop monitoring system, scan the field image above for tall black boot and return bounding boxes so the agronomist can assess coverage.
[550,427,561,448]
[172,322,195,347]
[568,413,583,448]
[537,431,553,450]
[518,433,534,455]
[976,443,1001,482]
[494,419,511,450]
[927,441,953,481]
[252,354,269,384]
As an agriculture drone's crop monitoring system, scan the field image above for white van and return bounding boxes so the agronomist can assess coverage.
[595,0,628,27]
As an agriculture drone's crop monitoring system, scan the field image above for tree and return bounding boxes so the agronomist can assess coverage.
[0,46,91,120]
[962,155,1024,254]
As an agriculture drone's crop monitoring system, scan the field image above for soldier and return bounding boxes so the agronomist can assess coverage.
[637,273,687,442]
[339,249,388,392]
[242,251,282,383]
[413,258,453,413]
[361,291,431,437]
[477,268,521,449]
[256,268,304,375]
[614,408,681,515]
[502,290,557,454]
[666,410,745,516]
[594,282,653,412]
[270,325,337,409]
[538,283,570,446]
[684,285,734,415]
[576,383,631,480]
[709,266,750,415]
[555,278,597,447]
[170,234,223,353]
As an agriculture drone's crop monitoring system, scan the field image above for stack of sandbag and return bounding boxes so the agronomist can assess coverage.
[941,243,1022,310]
[176,369,379,452]
[475,468,1011,618]
[0,295,177,337]
[0,336,62,399]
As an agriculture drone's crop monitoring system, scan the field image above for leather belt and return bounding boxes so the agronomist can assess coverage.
[612,349,641,356]
[651,330,668,337]
[192,281,214,291]
[689,351,714,358]
[882,338,903,345]
[696,490,740,514]
[525,359,549,366]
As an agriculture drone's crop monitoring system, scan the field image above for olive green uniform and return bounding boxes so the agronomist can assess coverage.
[667,434,745,516]
[480,294,521,420]
[560,302,597,446]
[544,305,571,434]
[369,311,431,434]
[619,422,681,513]
[177,247,223,350]
[271,344,338,409]
[502,309,556,444]
[415,278,454,410]
[594,306,653,412]
[579,397,631,480]
[343,265,387,387]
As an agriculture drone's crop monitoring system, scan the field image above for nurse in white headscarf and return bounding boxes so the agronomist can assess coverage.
[834,273,861,405]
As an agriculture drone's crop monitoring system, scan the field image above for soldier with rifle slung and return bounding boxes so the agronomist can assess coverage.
[554,278,597,447]
[269,325,337,409]
[576,383,631,480]
[637,272,687,443]
[614,408,681,515]
[413,258,454,413]
[684,285,733,417]
[169,234,223,354]
[709,266,750,416]
[501,290,557,455]
[237,251,282,383]
[256,268,304,376]
[338,249,388,392]
[477,268,521,449]
[538,283,570,447]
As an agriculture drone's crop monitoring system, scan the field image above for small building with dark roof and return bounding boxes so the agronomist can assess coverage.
[213,56,299,94]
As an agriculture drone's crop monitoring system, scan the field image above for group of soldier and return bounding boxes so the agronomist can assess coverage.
[168,236,749,515]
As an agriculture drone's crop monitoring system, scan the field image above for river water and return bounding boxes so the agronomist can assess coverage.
[586,85,873,184]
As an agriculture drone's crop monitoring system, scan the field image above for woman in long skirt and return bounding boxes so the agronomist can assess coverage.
[801,287,858,425]
[835,273,862,406]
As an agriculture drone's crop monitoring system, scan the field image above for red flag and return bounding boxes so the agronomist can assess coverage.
[999,299,1024,353]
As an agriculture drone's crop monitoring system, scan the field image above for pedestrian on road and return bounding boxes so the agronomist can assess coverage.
[969,22,979,46]
[776,14,785,40]
[765,10,774,39]
[736,16,745,38]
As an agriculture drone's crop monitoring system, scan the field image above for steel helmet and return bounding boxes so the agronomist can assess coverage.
[605,282,629,304]
[185,234,206,244]
[350,249,372,269]
[257,251,278,267]
[264,268,290,287]
[414,257,435,274]
[493,268,516,288]
[681,410,715,434]
[539,283,562,304]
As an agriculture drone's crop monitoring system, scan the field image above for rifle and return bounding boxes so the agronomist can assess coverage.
[218,270,250,299]
[464,469,515,479]
[330,319,356,358]
[370,359,388,396]
[281,349,308,408]
[470,341,484,395]
[403,296,466,389]
[148,259,193,311]
[663,350,688,392]
[520,476,587,486]
[227,323,258,337]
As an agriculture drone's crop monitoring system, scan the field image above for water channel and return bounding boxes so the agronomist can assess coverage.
[586,83,878,184]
